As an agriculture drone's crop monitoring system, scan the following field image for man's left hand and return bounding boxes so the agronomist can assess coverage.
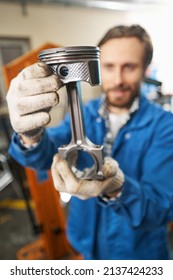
[51,154,125,200]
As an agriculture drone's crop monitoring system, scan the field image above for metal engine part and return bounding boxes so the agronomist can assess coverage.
[38,46,103,179]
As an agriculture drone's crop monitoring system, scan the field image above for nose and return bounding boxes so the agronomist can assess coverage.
[112,67,123,86]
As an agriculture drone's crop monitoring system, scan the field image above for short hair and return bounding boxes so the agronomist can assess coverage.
[98,24,153,70]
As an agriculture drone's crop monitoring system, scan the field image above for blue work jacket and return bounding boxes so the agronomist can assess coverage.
[9,95,173,260]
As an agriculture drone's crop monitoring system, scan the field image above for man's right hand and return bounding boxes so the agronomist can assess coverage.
[6,62,62,141]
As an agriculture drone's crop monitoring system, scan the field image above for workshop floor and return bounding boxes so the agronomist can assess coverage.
[0,180,38,260]
[0,171,173,260]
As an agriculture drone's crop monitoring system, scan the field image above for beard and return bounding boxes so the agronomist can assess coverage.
[104,84,140,109]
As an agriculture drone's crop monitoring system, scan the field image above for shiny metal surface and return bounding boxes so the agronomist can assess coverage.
[39,46,103,179]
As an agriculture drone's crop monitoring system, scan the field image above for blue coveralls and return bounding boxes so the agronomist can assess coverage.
[9,95,173,259]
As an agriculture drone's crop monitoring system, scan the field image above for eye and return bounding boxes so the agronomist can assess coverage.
[124,64,136,71]
[103,63,114,71]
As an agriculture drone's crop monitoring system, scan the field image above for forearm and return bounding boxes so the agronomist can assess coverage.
[8,130,57,170]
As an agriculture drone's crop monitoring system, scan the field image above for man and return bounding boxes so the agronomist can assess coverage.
[6,25,173,259]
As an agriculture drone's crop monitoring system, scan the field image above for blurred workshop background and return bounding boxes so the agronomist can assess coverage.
[0,0,173,260]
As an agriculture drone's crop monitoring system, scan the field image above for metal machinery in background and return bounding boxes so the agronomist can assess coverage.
[0,153,13,191]
[2,43,82,260]
[143,76,173,113]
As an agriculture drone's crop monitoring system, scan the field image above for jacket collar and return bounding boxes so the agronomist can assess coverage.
[126,95,154,130]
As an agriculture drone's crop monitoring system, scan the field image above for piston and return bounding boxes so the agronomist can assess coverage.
[38,46,103,179]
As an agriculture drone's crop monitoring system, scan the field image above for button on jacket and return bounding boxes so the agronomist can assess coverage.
[9,95,173,259]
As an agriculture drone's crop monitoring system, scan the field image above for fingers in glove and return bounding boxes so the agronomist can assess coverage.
[14,74,61,97]
[18,62,52,80]
[12,111,50,133]
[56,160,100,196]
[51,154,92,195]
[52,156,89,200]
[51,154,70,192]
[54,155,79,194]
[102,157,119,178]
[51,170,66,192]
[52,156,101,196]
[51,155,124,199]
[51,155,99,196]
[16,92,59,116]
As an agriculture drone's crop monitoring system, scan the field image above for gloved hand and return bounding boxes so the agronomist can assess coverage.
[6,62,62,139]
[51,154,125,200]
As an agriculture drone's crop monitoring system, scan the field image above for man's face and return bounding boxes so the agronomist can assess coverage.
[100,37,145,110]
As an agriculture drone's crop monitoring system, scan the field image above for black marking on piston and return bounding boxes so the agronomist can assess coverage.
[59,65,69,77]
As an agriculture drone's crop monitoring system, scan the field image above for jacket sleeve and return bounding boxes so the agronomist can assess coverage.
[98,113,173,229]
[8,114,71,171]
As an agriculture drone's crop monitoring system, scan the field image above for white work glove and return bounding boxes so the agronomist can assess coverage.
[6,62,62,139]
[51,154,125,200]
